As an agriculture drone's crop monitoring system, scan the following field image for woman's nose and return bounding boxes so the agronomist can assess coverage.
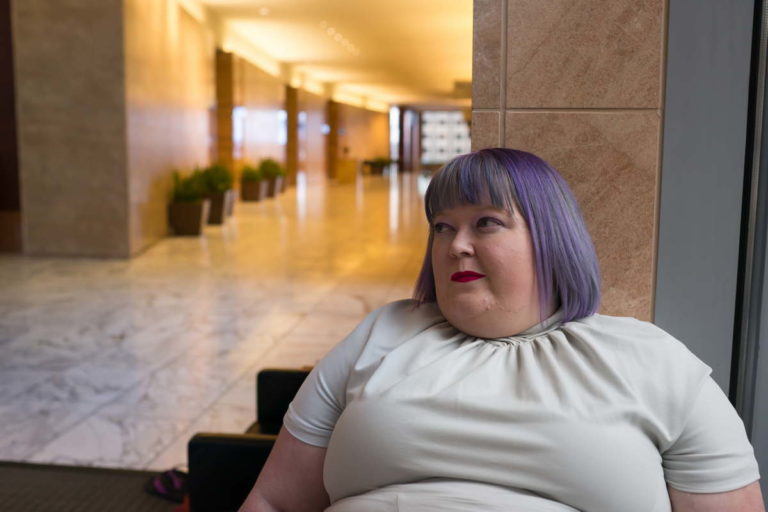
[448,230,474,258]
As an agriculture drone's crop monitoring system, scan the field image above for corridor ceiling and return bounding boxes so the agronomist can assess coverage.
[199,0,473,110]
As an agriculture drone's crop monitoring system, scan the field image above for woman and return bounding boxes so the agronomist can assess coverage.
[240,148,763,511]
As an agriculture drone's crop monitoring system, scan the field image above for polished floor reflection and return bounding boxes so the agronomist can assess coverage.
[0,171,429,470]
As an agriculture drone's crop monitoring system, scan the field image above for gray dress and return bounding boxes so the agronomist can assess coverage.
[283,300,760,511]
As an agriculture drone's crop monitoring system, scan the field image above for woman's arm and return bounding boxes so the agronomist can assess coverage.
[668,481,764,512]
[239,427,330,512]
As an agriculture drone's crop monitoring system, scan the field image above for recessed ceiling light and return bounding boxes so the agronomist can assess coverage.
[258,7,270,15]
[319,20,327,29]
[334,33,342,42]
[327,27,335,36]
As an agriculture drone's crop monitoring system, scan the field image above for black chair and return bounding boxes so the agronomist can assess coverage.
[188,369,310,512]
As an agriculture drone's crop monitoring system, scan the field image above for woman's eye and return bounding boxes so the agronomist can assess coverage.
[477,217,503,229]
[433,222,451,233]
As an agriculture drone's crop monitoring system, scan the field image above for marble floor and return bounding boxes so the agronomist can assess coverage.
[0,170,430,471]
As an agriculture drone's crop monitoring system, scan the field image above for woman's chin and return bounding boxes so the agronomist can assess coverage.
[439,299,540,339]
[441,308,499,339]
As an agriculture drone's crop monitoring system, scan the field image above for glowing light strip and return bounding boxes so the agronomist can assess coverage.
[176,0,206,23]
[222,22,281,77]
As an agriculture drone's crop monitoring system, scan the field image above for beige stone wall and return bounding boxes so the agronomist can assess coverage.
[472,0,664,319]
[124,0,215,255]
[235,57,285,170]
[13,0,215,257]
[297,89,327,178]
[13,0,130,257]
[337,104,389,163]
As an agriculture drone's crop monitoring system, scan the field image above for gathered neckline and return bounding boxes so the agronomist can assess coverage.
[437,309,565,346]
[484,309,564,344]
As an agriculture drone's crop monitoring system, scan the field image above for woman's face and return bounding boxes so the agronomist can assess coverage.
[431,202,543,338]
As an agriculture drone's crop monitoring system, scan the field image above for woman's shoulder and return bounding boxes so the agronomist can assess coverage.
[561,313,712,377]
[567,312,693,349]
[364,299,446,339]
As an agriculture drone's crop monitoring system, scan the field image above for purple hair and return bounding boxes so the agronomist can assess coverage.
[413,148,600,323]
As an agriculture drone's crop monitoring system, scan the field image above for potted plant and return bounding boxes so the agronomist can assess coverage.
[363,157,393,175]
[168,170,210,236]
[201,163,234,224]
[258,158,286,197]
[241,165,268,201]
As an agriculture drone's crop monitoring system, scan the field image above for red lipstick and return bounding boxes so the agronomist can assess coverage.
[451,271,485,282]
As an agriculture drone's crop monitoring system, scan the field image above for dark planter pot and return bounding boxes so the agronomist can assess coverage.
[267,176,284,197]
[280,176,288,193]
[241,181,262,201]
[169,199,210,236]
[207,191,228,224]
[370,163,386,175]
[226,189,235,217]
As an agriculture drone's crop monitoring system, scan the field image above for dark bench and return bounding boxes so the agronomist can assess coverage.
[187,369,310,512]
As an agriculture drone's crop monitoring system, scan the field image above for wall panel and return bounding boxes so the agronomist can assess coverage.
[14,0,129,257]
[124,0,215,254]
[471,0,666,319]
[235,57,285,170]
[298,88,326,179]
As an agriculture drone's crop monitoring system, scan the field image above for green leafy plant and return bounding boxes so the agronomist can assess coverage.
[201,163,234,194]
[172,170,207,202]
[241,165,263,182]
[258,158,286,179]
[370,156,393,165]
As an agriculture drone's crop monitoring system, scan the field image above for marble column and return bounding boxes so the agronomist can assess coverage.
[0,0,20,253]
[326,100,339,180]
[215,50,235,173]
[472,0,665,320]
[13,0,130,258]
[13,0,215,257]
[285,86,299,186]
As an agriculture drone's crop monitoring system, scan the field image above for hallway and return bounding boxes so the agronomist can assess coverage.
[0,171,429,470]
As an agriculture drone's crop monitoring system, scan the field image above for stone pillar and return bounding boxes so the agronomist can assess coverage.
[13,0,130,257]
[0,0,20,253]
[325,100,339,180]
[215,49,235,172]
[285,85,299,185]
[472,0,665,320]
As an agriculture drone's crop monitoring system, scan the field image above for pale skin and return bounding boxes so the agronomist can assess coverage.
[430,203,551,337]
[238,203,765,511]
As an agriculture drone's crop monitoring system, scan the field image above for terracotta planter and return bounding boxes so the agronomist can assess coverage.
[207,191,228,224]
[241,181,261,201]
[169,199,210,236]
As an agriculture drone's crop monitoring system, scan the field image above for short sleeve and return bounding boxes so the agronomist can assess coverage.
[663,376,761,492]
[282,307,381,447]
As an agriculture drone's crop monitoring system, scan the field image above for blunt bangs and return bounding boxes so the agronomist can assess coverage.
[423,152,519,224]
[413,148,601,324]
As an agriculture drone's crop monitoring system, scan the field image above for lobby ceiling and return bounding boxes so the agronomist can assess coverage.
[199,0,473,110]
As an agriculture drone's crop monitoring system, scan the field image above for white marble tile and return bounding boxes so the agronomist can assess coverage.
[7,361,142,406]
[0,400,99,460]
[0,369,51,403]
[144,399,255,471]
[0,174,428,469]
[28,411,188,469]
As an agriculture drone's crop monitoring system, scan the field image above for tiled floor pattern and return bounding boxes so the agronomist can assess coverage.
[0,171,430,470]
